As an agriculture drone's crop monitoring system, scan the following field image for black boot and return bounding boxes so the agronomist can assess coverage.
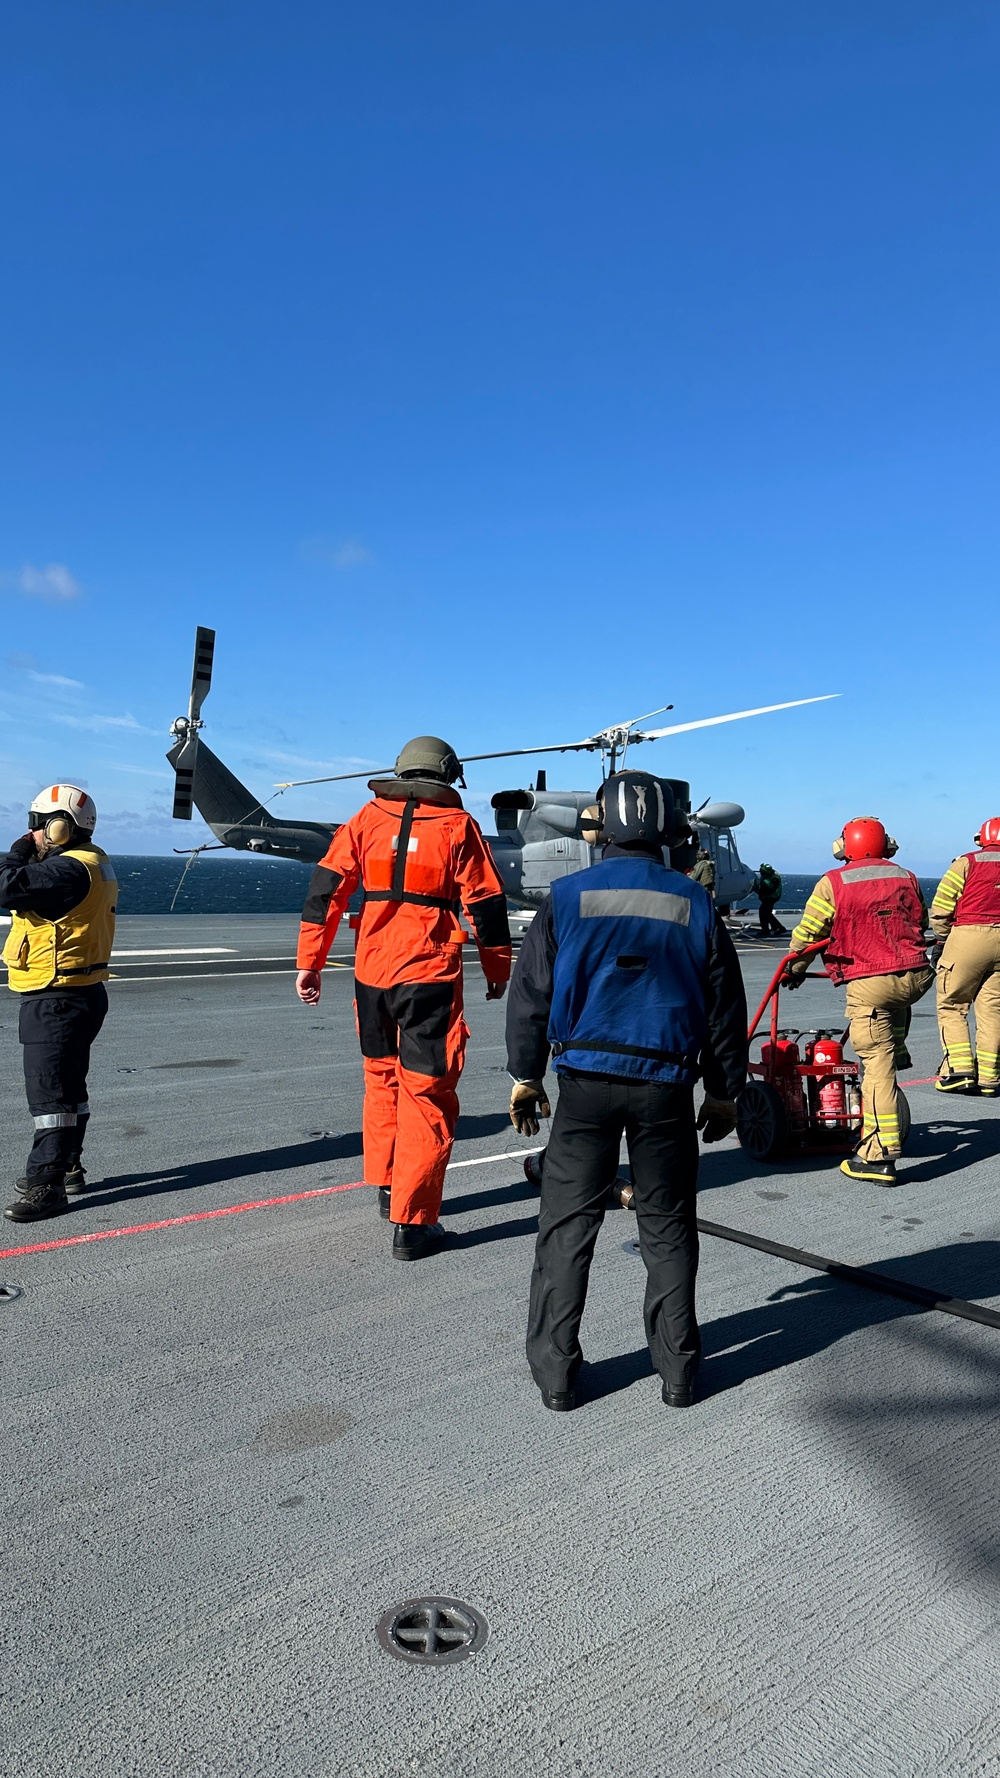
[64,1160,87,1197]
[392,1221,446,1261]
[662,1381,696,1409]
[540,1388,576,1412]
[377,1187,391,1219]
[523,1151,544,1188]
[5,1175,69,1222]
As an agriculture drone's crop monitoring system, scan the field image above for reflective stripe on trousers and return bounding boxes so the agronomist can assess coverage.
[936,926,1000,1085]
[844,969,933,1159]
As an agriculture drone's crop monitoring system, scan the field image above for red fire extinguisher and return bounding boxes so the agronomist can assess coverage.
[813,1034,847,1126]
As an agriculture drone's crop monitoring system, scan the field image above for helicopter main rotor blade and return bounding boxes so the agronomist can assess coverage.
[274,738,609,788]
[189,626,216,723]
[640,694,839,741]
[272,697,838,790]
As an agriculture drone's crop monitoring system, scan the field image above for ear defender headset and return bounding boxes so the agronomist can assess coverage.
[27,811,74,847]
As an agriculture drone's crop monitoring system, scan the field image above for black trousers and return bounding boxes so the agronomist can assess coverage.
[758,899,784,935]
[526,1069,700,1395]
[18,985,109,1179]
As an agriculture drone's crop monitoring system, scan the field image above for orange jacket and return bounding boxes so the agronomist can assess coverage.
[296,795,512,989]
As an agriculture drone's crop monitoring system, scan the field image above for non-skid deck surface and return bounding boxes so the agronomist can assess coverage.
[2,917,998,1778]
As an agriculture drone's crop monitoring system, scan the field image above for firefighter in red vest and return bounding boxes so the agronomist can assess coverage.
[296,736,512,1259]
[787,817,933,1185]
[930,818,1000,1096]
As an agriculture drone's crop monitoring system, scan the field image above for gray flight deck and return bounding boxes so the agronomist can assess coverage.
[2,914,999,1778]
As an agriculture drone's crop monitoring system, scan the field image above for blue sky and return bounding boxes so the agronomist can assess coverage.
[1,1,998,873]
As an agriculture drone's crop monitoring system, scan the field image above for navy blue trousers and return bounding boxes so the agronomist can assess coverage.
[18,985,108,1179]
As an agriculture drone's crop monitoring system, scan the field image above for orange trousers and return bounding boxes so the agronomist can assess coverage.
[355,977,468,1225]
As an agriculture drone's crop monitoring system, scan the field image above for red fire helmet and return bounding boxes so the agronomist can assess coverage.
[976,818,1000,848]
[837,816,890,863]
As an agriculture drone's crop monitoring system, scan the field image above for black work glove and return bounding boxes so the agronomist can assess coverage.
[783,956,810,992]
[928,940,945,968]
[6,833,35,862]
[697,1095,738,1143]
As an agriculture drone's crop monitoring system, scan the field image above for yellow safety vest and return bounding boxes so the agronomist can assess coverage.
[3,845,117,993]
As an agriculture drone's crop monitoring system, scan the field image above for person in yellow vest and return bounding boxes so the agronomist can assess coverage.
[930,818,1000,1096]
[0,785,116,1222]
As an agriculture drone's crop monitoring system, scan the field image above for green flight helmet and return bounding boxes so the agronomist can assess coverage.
[394,735,463,785]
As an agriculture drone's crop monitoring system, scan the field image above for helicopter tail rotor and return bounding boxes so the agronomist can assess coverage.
[169,626,216,820]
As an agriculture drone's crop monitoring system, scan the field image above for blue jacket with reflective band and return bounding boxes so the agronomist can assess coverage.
[547,856,715,1084]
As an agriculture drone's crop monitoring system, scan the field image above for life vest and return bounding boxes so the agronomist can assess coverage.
[3,846,117,993]
[824,861,926,984]
[953,850,1000,926]
[346,797,508,989]
[547,856,714,1084]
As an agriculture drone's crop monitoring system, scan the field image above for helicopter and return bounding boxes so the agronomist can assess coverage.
[167,627,837,908]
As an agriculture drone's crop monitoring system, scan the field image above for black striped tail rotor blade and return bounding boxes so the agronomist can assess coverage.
[189,627,216,722]
[171,737,198,821]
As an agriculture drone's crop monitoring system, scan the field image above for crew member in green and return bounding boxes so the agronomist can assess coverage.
[754,863,784,935]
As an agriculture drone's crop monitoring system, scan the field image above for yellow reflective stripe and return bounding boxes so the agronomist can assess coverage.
[805,893,835,917]
[932,871,965,913]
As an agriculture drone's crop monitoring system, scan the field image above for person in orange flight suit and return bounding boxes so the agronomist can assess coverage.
[296,736,512,1260]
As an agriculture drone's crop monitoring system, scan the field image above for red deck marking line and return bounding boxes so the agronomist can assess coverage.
[0,1180,368,1260]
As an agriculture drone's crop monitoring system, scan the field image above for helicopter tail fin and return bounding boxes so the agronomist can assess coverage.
[166,736,274,830]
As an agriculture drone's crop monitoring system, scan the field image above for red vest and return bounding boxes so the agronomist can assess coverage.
[825,861,927,983]
[954,850,1000,926]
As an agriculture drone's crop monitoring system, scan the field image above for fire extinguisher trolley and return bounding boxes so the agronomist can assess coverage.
[735,940,911,1161]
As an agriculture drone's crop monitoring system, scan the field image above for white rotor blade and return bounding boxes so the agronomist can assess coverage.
[641,694,839,740]
[274,737,607,788]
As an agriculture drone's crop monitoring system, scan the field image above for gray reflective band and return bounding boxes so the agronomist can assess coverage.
[579,888,691,925]
[842,865,907,882]
[99,861,117,882]
[33,1112,77,1129]
[973,852,1000,863]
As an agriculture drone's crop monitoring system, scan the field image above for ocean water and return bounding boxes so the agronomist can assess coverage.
[112,855,314,915]
[107,860,945,919]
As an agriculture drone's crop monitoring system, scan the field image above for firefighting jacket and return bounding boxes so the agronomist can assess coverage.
[790,862,927,984]
[506,847,748,1094]
[930,850,1000,938]
[297,795,512,990]
[0,844,117,992]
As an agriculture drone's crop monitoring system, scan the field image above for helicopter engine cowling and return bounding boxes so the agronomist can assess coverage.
[532,802,584,837]
[694,801,745,829]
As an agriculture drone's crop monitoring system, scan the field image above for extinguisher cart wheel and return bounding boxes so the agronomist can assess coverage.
[736,1081,789,1161]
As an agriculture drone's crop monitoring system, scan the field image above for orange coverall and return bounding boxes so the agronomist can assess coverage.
[297,794,512,1224]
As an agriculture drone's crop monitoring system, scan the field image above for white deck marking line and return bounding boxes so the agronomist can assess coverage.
[447,1147,543,1169]
[112,947,237,957]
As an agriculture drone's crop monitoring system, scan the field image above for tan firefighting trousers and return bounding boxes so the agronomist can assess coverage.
[936,925,1000,1087]
[844,967,934,1160]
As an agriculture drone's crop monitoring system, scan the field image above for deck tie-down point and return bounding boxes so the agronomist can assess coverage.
[376,1597,488,1665]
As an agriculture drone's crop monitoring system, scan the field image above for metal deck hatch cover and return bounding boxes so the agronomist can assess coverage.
[376,1597,488,1665]
[0,1283,22,1300]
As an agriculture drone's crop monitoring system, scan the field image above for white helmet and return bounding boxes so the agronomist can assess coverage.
[28,784,97,839]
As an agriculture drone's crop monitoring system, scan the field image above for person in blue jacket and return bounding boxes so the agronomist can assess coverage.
[505,771,748,1412]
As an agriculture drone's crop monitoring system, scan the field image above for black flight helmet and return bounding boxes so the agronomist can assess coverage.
[598,771,675,847]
